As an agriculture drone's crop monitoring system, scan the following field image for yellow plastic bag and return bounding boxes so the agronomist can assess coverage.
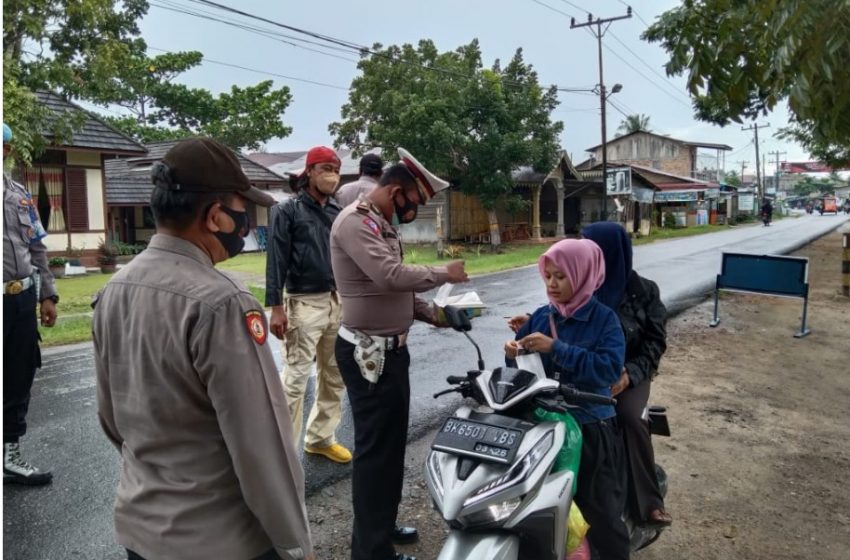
[566,502,590,554]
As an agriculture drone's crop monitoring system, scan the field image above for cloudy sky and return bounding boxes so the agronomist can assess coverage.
[132,0,811,177]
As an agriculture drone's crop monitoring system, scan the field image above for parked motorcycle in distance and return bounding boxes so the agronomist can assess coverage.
[425,305,670,560]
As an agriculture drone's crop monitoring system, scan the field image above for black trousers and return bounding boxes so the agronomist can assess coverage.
[336,337,411,560]
[3,287,41,443]
[128,549,280,560]
[574,419,630,560]
[616,380,664,521]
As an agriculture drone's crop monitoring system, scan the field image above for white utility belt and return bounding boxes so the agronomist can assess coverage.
[4,275,35,295]
[338,325,408,350]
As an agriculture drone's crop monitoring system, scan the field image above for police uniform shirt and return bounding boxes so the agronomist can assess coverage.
[93,234,312,560]
[3,174,56,298]
[330,196,448,336]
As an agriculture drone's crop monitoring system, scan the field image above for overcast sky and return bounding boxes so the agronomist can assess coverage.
[132,0,813,177]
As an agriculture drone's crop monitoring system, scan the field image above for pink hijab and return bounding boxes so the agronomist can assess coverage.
[538,239,606,319]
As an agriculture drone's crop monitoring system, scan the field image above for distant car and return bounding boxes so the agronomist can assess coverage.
[819,196,838,215]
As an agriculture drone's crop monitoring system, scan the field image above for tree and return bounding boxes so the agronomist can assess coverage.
[3,0,293,161]
[723,170,741,187]
[643,0,850,166]
[792,175,836,197]
[616,113,651,136]
[330,39,563,247]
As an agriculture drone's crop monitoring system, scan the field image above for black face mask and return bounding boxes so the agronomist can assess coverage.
[211,204,250,258]
[393,189,419,224]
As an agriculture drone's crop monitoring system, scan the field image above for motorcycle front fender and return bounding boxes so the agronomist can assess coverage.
[436,530,520,560]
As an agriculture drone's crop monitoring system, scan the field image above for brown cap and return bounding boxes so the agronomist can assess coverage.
[154,138,275,207]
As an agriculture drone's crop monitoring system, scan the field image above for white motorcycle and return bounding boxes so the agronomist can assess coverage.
[425,306,669,560]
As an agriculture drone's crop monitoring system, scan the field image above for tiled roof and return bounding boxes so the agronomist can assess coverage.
[105,140,288,206]
[36,91,147,154]
[125,140,288,185]
[245,152,307,167]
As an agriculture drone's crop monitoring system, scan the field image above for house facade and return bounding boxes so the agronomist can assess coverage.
[104,140,289,250]
[11,92,147,260]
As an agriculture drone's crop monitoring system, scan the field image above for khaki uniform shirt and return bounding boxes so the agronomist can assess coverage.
[330,197,448,335]
[334,175,378,208]
[93,234,312,560]
[3,174,56,299]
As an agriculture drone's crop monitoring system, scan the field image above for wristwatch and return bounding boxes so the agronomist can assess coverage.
[41,295,59,304]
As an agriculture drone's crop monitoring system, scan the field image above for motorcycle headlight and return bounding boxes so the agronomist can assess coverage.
[427,451,444,497]
[462,430,554,509]
[459,497,522,527]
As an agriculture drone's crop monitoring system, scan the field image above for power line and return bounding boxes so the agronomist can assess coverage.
[608,31,691,103]
[601,41,691,108]
[614,0,653,28]
[146,46,350,90]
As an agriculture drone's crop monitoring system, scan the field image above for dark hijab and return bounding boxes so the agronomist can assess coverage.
[581,222,633,309]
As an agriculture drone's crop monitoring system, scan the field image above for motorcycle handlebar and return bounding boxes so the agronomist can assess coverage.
[560,386,617,406]
[446,375,467,385]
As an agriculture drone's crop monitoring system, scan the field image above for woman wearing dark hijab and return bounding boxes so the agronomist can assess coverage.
[581,222,673,527]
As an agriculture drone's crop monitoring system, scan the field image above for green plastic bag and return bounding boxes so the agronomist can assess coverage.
[532,407,583,493]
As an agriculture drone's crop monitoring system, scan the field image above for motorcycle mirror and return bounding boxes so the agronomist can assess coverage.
[443,305,472,332]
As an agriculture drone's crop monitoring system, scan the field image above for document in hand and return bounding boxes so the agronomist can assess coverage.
[433,283,486,319]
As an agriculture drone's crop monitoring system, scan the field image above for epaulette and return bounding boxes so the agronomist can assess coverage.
[355,200,371,215]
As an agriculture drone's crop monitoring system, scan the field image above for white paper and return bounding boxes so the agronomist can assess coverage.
[433,283,485,309]
[516,352,546,379]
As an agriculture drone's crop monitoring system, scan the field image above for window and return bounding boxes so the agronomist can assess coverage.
[20,166,89,232]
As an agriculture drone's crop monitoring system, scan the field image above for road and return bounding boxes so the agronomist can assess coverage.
[4,213,847,560]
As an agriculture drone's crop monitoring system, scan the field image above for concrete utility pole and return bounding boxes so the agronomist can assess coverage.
[742,123,770,200]
[571,8,632,221]
[768,150,787,193]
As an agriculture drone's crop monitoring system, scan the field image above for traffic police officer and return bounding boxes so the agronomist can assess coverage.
[93,138,313,560]
[3,122,57,486]
[330,148,468,560]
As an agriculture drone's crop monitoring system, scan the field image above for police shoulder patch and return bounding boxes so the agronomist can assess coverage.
[362,217,381,237]
[244,310,267,345]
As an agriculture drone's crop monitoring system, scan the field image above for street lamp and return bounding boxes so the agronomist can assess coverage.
[599,82,622,221]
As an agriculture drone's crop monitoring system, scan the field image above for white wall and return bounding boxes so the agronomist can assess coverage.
[86,168,105,230]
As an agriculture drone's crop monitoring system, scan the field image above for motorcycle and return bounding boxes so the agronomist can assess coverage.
[425,306,670,560]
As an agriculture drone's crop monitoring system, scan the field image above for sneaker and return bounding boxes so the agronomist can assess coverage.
[4,443,53,486]
[304,443,352,464]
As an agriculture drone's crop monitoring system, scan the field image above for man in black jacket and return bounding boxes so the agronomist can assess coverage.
[265,146,352,464]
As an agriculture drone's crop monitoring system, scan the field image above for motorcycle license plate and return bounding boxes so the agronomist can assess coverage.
[431,417,524,464]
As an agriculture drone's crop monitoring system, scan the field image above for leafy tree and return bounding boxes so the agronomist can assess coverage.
[723,169,741,186]
[792,175,835,197]
[616,113,651,136]
[4,0,292,161]
[643,0,850,166]
[330,39,563,246]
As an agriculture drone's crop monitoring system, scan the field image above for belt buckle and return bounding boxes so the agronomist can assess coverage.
[6,281,23,295]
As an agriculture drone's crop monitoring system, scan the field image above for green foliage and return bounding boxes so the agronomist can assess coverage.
[663,212,677,229]
[97,238,118,265]
[111,240,145,256]
[792,175,838,197]
[330,39,563,229]
[3,0,293,160]
[724,170,742,186]
[643,0,850,166]
[48,256,68,266]
[616,114,651,136]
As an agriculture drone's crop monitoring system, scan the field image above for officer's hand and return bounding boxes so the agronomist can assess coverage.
[445,260,469,283]
[270,306,288,340]
[507,314,529,333]
[504,340,520,359]
[40,299,57,328]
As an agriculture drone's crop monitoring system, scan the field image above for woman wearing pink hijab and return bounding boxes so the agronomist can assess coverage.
[505,239,630,560]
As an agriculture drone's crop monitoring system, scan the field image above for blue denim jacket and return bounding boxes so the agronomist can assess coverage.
[514,297,625,423]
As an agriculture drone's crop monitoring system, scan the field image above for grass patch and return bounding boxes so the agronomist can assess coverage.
[404,244,548,275]
[40,315,92,347]
[54,272,114,315]
[217,253,267,275]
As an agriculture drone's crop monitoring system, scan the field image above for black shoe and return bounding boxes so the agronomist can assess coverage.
[392,525,419,544]
[3,443,52,486]
[392,554,416,560]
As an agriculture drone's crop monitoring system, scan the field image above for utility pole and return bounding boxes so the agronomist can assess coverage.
[742,123,770,200]
[571,8,632,221]
[768,150,787,193]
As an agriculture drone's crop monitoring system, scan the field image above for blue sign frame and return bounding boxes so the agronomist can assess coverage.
[709,252,811,337]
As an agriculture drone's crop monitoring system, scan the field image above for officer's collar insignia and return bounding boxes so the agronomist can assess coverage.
[245,310,267,345]
[363,217,381,237]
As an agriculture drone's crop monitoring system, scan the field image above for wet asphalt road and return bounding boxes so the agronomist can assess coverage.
[4,213,847,560]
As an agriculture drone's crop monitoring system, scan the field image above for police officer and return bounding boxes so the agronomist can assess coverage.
[93,138,313,560]
[330,148,468,560]
[3,122,57,486]
[335,152,384,208]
